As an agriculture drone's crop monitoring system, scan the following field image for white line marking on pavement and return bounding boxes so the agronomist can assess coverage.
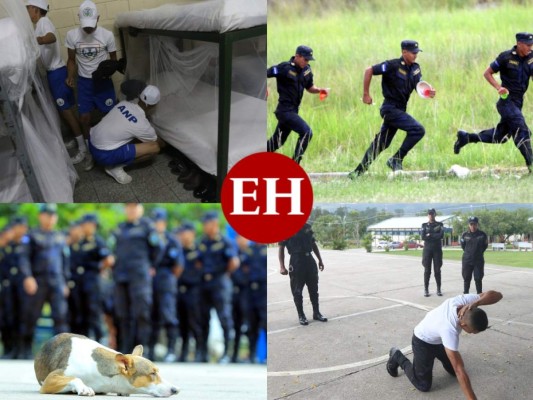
[268,304,404,335]
[381,297,432,311]
[268,346,413,377]
[491,318,533,328]
[268,295,379,306]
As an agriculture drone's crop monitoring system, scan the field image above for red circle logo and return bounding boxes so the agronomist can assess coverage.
[221,152,313,243]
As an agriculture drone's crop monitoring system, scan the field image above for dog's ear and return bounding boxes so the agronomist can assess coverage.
[132,345,143,357]
[116,354,135,375]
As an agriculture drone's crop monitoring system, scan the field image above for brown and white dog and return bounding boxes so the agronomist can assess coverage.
[34,333,179,397]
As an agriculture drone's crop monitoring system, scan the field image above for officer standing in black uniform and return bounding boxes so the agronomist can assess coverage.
[349,40,436,177]
[279,223,327,326]
[112,203,162,355]
[198,211,239,363]
[267,45,329,164]
[79,214,114,342]
[238,235,267,363]
[149,208,184,362]
[454,33,533,172]
[67,220,86,335]
[0,218,30,359]
[21,204,70,359]
[175,222,203,362]
[231,235,250,363]
[460,217,489,294]
[421,209,444,297]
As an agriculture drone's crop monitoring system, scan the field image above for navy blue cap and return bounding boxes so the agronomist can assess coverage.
[427,208,436,215]
[401,40,422,53]
[81,213,98,225]
[201,211,219,223]
[39,203,57,214]
[296,45,315,61]
[178,222,195,232]
[152,208,167,221]
[516,32,533,45]
[468,216,479,224]
[70,219,83,228]
[11,216,28,226]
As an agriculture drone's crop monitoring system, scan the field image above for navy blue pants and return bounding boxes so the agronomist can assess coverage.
[422,245,443,289]
[1,275,26,353]
[22,277,68,337]
[232,285,249,361]
[150,273,178,355]
[68,274,103,341]
[247,281,266,362]
[358,104,425,170]
[466,99,532,166]
[115,280,152,354]
[289,254,319,310]
[394,335,456,392]
[462,260,484,294]
[267,111,313,164]
[177,284,202,360]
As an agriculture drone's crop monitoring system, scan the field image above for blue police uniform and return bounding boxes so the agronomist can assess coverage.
[455,34,533,169]
[352,40,426,175]
[421,211,444,296]
[150,230,184,360]
[68,234,86,336]
[176,237,203,362]
[241,242,267,363]
[21,227,70,358]
[113,217,161,354]
[231,252,249,363]
[198,233,237,362]
[267,46,315,164]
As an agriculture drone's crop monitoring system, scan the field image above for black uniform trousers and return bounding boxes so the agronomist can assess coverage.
[68,272,103,341]
[247,281,266,362]
[462,260,484,294]
[394,335,456,393]
[0,275,25,355]
[289,253,319,312]
[358,104,425,169]
[422,245,443,289]
[267,111,312,164]
[467,99,532,166]
[231,284,249,361]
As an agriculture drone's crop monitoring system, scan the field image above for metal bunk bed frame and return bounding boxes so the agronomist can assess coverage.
[119,24,267,200]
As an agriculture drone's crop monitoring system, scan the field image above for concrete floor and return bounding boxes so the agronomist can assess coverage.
[267,247,533,400]
[0,360,266,399]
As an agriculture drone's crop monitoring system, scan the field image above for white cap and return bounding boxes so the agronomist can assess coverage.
[140,85,161,106]
[26,0,49,11]
[79,0,98,29]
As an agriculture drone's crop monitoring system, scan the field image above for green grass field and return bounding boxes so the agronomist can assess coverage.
[268,2,533,201]
[382,248,533,268]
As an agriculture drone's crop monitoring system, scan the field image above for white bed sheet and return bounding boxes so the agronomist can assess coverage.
[115,0,266,33]
[153,80,266,175]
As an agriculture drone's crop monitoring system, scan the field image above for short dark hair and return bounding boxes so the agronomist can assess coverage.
[39,9,48,16]
[468,308,488,332]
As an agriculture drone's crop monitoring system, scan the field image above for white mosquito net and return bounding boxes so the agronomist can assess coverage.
[117,0,266,175]
[0,0,77,202]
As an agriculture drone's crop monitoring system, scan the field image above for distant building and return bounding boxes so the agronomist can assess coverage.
[367,215,455,246]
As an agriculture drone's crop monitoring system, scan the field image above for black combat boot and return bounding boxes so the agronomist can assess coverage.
[19,336,33,360]
[296,303,308,326]
[475,280,482,294]
[312,303,328,322]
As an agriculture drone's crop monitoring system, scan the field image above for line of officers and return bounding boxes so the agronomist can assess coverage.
[0,204,266,364]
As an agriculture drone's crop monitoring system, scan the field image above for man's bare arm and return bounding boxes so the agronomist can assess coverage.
[483,67,508,96]
[445,348,477,400]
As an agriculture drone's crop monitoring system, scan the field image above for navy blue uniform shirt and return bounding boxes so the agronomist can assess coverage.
[490,46,533,106]
[28,229,70,280]
[180,244,203,286]
[267,57,314,113]
[461,230,488,263]
[2,237,31,280]
[198,235,237,276]
[81,235,110,273]
[421,222,444,245]
[372,57,422,108]
[157,232,184,271]
[240,243,267,283]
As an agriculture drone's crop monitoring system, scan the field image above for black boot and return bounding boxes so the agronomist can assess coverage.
[296,303,308,326]
[475,280,482,294]
[424,287,430,297]
[386,347,401,377]
[436,287,442,296]
[312,304,328,322]
[19,337,33,360]
[463,281,470,294]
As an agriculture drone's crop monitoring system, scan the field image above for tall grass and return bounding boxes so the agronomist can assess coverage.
[267,3,533,176]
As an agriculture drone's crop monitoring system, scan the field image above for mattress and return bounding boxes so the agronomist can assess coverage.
[115,0,266,33]
[152,80,266,175]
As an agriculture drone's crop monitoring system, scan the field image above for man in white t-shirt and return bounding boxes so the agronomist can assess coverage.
[387,290,502,399]
[25,0,85,164]
[65,0,117,171]
[88,85,164,184]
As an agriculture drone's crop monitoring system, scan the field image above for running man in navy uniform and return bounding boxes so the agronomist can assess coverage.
[460,217,488,295]
[279,223,327,326]
[350,40,436,177]
[454,33,533,172]
[421,209,444,297]
[267,45,329,164]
